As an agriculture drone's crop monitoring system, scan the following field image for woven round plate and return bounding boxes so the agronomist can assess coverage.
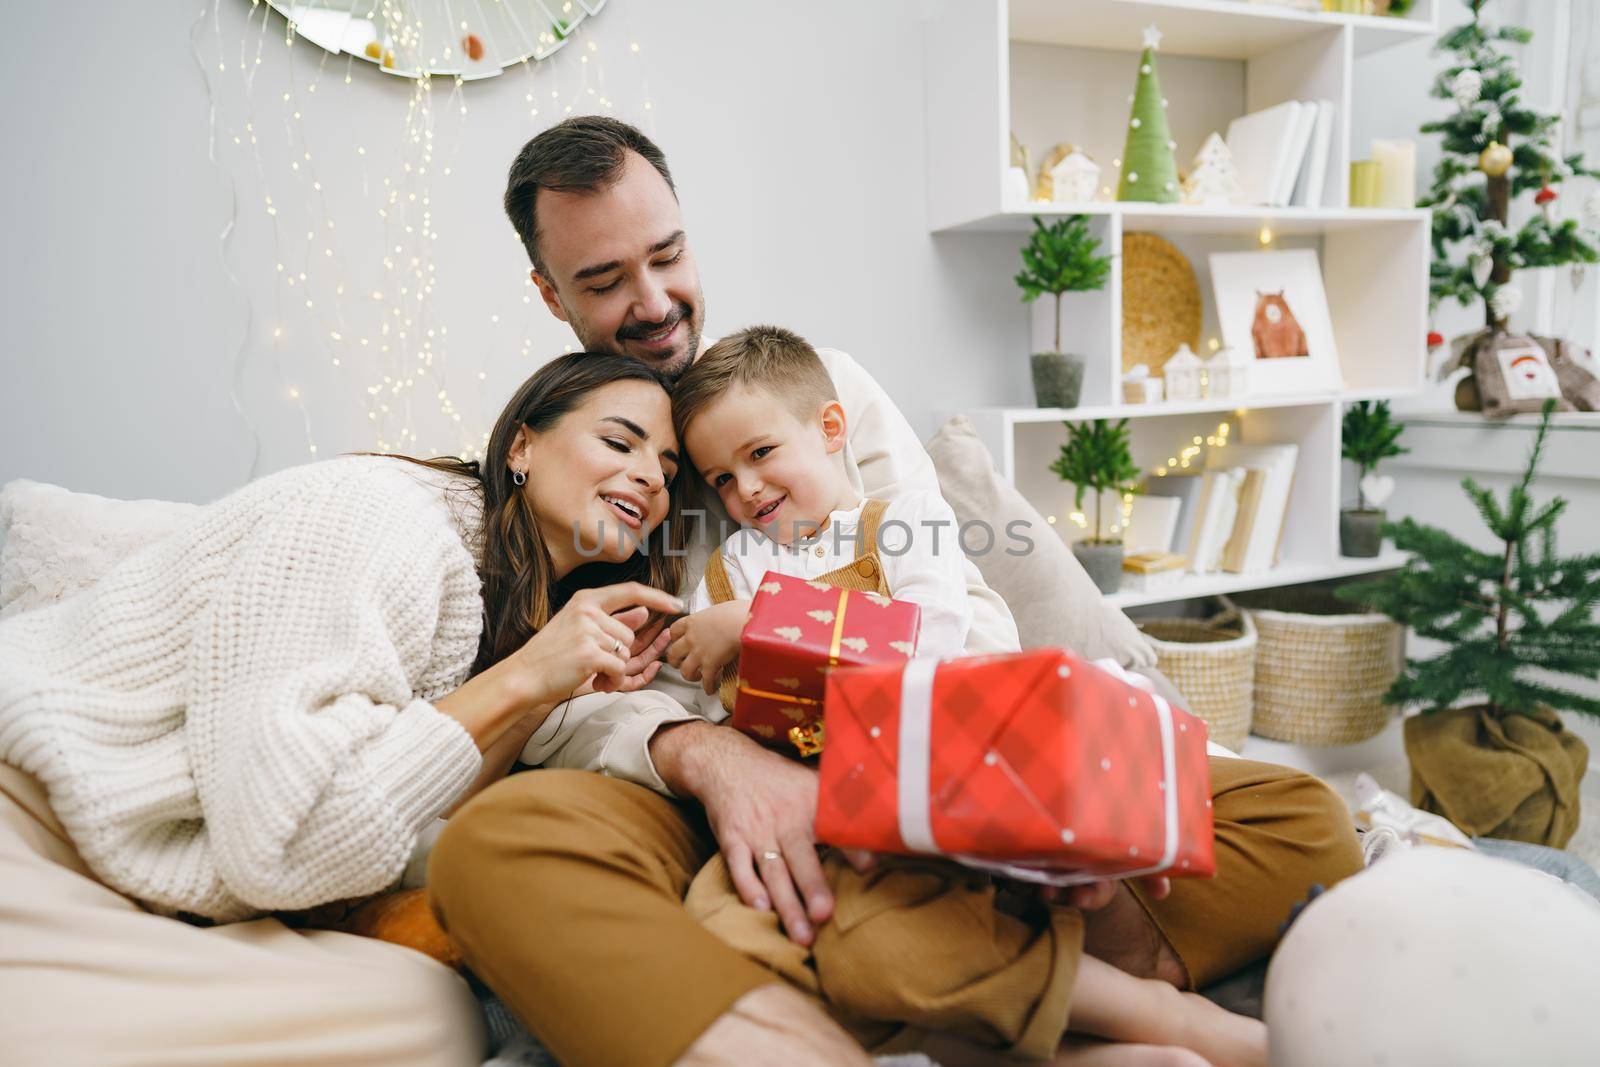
[1121,232,1201,376]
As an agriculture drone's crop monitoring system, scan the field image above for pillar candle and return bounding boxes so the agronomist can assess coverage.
[1349,161,1381,208]
[1373,138,1416,209]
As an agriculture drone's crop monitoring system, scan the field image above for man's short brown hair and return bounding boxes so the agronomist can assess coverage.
[672,326,838,448]
[504,116,675,275]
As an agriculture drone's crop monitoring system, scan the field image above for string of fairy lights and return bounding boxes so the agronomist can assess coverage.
[1047,418,1233,537]
[195,0,653,467]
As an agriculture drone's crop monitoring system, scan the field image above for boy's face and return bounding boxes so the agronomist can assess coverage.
[682,384,849,545]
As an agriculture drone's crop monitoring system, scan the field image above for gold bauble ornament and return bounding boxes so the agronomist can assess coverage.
[1479,141,1513,178]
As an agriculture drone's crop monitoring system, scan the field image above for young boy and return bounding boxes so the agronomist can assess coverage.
[663,326,1265,1067]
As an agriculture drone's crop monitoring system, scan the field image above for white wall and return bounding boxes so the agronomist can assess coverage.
[3,0,1595,511]
[0,0,1029,503]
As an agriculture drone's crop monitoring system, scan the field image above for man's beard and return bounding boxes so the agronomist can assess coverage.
[613,301,700,381]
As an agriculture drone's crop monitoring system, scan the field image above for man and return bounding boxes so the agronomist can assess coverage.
[428,117,1363,1067]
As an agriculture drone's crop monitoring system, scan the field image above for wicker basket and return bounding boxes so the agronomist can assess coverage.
[1233,586,1402,745]
[1138,603,1257,751]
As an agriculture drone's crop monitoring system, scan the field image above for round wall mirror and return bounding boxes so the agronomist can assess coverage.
[267,0,606,80]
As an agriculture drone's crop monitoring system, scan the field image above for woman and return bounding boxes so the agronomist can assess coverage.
[0,353,686,1065]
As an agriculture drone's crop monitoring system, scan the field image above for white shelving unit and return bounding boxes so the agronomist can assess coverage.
[925,0,1436,605]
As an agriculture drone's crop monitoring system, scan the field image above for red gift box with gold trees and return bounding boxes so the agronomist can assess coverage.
[814,648,1216,884]
[730,570,920,757]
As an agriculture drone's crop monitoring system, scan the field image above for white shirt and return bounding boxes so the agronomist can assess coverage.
[670,492,974,722]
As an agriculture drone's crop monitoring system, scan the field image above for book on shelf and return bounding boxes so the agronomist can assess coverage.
[1291,100,1335,208]
[1142,472,1206,556]
[1206,443,1300,572]
[1274,103,1319,207]
[1124,495,1182,556]
[1186,468,1245,574]
[1221,468,1267,574]
[1122,550,1187,594]
[1226,99,1336,208]
[1226,101,1301,207]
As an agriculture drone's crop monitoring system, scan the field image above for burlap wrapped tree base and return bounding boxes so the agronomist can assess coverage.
[1405,704,1589,848]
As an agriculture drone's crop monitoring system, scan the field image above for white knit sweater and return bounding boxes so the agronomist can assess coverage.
[0,457,485,921]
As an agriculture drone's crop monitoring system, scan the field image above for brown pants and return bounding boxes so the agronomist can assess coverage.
[686,851,1083,1059]
[428,758,1363,1067]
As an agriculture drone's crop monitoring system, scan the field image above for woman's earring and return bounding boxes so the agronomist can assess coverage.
[513,469,527,486]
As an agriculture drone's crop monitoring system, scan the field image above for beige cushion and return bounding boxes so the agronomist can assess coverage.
[925,416,1154,669]
[0,480,199,617]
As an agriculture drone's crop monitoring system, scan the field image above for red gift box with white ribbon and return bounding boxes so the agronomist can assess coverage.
[814,648,1216,884]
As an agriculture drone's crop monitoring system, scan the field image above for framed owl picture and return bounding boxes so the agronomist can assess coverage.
[1209,249,1341,396]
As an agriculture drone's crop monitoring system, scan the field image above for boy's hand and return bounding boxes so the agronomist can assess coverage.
[667,599,752,695]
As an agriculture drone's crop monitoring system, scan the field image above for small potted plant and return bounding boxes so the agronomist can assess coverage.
[1015,215,1112,408]
[1339,403,1595,847]
[1340,400,1407,558]
[1051,418,1140,594]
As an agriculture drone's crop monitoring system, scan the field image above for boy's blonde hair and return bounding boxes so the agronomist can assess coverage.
[671,325,838,447]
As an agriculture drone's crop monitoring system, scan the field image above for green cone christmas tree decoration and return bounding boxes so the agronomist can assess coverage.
[1117,25,1180,204]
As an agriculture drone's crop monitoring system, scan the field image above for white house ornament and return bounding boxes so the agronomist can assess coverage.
[1202,345,1248,398]
[1050,150,1102,203]
[1451,68,1482,108]
[1163,343,1205,401]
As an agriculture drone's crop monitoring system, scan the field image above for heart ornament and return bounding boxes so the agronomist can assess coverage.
[1360,473,1395,508]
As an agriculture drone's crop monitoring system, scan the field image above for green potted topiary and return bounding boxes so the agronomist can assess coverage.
[1051,418,1141,593]
[1340,400,1408,557]
[1015,215,1112,408]
[1338,403,1595,847]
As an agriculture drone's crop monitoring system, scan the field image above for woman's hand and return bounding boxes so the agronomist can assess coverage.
[666,599,751,695]
[501,582,684,708]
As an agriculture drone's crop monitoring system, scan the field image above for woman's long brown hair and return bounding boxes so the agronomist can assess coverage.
[396,353,687,675]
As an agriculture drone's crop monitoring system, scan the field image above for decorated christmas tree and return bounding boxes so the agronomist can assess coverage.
[1341,402,1600,721]
[1421,0,1600,331]
[1117,25,1180,204]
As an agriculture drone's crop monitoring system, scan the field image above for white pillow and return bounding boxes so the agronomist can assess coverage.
[925,416,1154,668]
[0,480,199,617]
[1265,847,1600,1066]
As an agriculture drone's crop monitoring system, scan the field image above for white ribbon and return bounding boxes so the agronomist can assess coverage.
[893,654,1183,884]
[895,656,942,854]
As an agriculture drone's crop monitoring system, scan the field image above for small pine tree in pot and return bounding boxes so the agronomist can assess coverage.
[1338,403,1596,847]
[1015,215,1112,408]
[1051,418,1141,594]
[1340,401,1408,557]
